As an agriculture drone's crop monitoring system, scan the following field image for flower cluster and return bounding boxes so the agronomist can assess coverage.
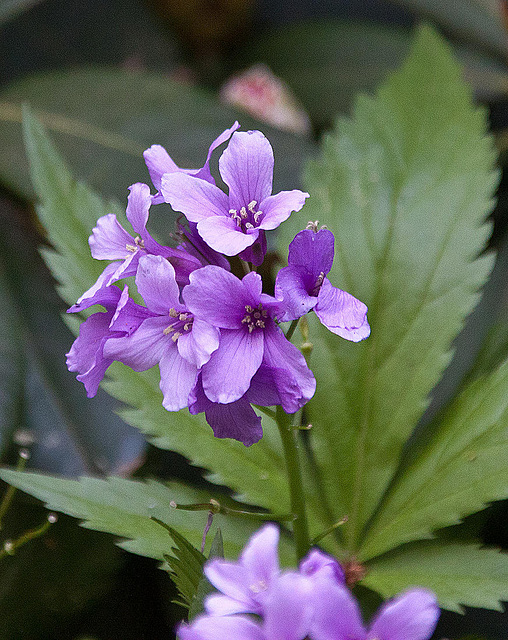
[178,524,440,640]
[67,124,370,446]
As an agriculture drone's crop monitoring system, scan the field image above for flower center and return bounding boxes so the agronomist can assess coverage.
[249,579,268,594]
[163,308,193,342]
[310,272,325,297]
[125,235,145,253]
[229,200,264,233]
[241,303,268,333]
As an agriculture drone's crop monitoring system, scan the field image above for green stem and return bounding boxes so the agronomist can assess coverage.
[276,406,310,561]
[0,451,28,530]
[167,500,295,522]
[285,319,299,341]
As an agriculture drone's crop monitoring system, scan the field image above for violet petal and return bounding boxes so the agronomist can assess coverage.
[315,278,370,342]
[368,589,440,640]
[258,190,309,231]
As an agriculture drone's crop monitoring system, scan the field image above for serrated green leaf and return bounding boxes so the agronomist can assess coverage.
[364,540,508,612]
[360,356,508,560]
[0,470,263,561]
[188,529,224,620]
[279,25,498,553]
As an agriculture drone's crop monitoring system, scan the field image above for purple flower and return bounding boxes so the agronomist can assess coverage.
[188,366,283,447]
[66,284,145,396]
[161,130,309,265]
[310,576,439,640]
[144,122,240,204]
[77,182,202,306]
[183,265,315,410]
[102,255,219,411]
[275,227,370,342]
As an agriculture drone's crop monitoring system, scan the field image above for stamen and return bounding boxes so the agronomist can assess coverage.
[245,222,254,229]
[229,209,237,215]
[183,322,192,331]
[306,220,320,232]
[240,206,248,219]
[255,319,265,328]
[169,308,178,318]
[171,332,182,342]
[134,236,145,248]
[245,305,253,313]
[163,325,175,335]
[247,200,257,212]
[253,211,263,223]
[125,243,137,253]
[179,313,188,321]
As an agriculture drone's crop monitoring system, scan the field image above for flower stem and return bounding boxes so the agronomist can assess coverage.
[285,319,299,341]
[276,406,310,561]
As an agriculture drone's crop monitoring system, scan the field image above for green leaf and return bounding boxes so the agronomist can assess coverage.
[21,107,331,547]
[359,356,508,560]
[239,20,508,128]
[387,0,508,61]
[188,529,224,620]
[279,25,498,553]
[0,67,313,203]
[157,521,206,610]
[0,470,262,561]
[364,539,508,612]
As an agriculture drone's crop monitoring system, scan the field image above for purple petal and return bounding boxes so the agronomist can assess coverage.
[299,549,345,585]
[109,297,155,335]
[103,316,171,371]
[315,278,370,342]
[161,172,229,223]
[219,130,274,210]
[159,347,198,411]
[368,589,439,640]
[262,324,316,413]
[143,144,180,191]
[179,221,231,271]
[240,523,280,586]
[245,366,282,407]
[310,579,366,640]
[201,328,264,403]
[125,182,151,234]
[204,397,263,446]
[193,121,240,183]
[197,216,257,255]
[242,271,263,299]
[204,593,253,616]
[136,255,182,315]
[177,318,220,368]
[258,190,309,231]
[184,266,252,329]
[178,615,264,640]
[274,265,317,322]
[70,269,122,311]
[89,213,134,260]
[263,573,314,640]
[238,230,267,266]
[204,560,255,609]
[287,228,335,277]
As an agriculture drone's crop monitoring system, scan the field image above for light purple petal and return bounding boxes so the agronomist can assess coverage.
[197,215,257,255]
[204,560,254,608]
[161,172,229,223]
[262,324,316,413]
[367,589,439,640]
[219,130,274,210]
[201,328,264,403]
[238,230,267,266]
[136,255,182,315]
[287,228,335,277]
[193,121,240,183]
[245,366,282,407]
[159,348,198,411]
[299,549,345,585]
[242,271,263,299]
[143,144,179,191]
[103,316,171,370]
[178,615,264,640]
[315,278,370,342]
[125,182,151,235]
[177,318,220,368]
[240,523,280,586]
[274,265,317,322]
[258,190,309,231]
[184,266,252,329]
[263,573,314,640]
[310,579,366,640]
[204,593,254,616]
[89,213,133,260]
[109,298,155,334]
[71,267,122,310]
[204,397,263,446]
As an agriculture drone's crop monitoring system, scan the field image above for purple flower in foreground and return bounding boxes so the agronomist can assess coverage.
[183,265,316,410]
[203,524,344,617]
[144,122,240,204]
[77,183,201,306]
[103,255,219,411]
[275,227,370,342]
[310,575,439,640]
[161,130,309,265]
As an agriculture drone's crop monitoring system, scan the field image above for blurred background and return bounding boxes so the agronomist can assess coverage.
[0,1,508,638]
